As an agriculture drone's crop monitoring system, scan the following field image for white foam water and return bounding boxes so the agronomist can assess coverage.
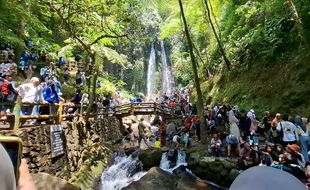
[159,150,187,173]
[100,152,146,190]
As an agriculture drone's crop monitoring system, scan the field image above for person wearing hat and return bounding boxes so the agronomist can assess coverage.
[285,144,305,169]
[279,144,306,179]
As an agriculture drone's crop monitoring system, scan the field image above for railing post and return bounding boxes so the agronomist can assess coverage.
[131,103,133,114]
[94,103,98,120]
[79,103,83,121]
[13,97,21,131]
[57,102,63,124]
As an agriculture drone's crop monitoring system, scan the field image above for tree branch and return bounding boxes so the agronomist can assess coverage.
[89,34,128,47]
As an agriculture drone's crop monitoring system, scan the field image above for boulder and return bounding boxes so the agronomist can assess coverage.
[123,167,211,190]
[187,152,201,166]
[123,167,176,190]
[227,169,240,182]
[199,157,216,167]
[188,156,239,188]
[138,149,162,170]
[32,172,80,190]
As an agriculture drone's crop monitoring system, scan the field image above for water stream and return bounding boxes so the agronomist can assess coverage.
[100,152,146,190]
[147,44,156,96]
[159,150,187,173]
[160,40,174,95]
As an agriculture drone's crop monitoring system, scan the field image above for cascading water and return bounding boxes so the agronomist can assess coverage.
[160,40,171,95]
[147,45,156,97]
[159,150,226,190]
[159,150,187,173]
[100,152,146,190]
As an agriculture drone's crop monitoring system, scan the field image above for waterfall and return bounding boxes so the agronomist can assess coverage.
[100,152,146,190]
[159,150,187,173]
[147,45,156,97]
[160,40,171,95]
[159,152,171,170]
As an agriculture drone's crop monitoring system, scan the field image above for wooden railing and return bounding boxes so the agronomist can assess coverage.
[113,102,176,118]
[0,101,177,131]
[0,98,109,131]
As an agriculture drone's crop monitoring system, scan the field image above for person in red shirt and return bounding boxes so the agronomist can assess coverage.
[191,115,201,141]
[184,115,192,131]
[168,99,175,108]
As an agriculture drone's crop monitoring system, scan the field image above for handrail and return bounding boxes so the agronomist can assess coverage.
[0,101,176,130]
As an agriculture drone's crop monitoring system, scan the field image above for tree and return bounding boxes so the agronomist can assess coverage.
[47,0,132,118]
[203,0,231,70]
[178,0,204,122]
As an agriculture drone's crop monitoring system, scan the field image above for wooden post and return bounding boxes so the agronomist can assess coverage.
[154,102,156,115]
[94,103,98,120]
[130,103,133,115]
[57,102,63,124]
[13,97,21,131]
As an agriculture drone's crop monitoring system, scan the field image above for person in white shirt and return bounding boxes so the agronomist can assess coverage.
[0,62,4,76]
[18,77,42,115]
[277,114,298,147]
[172,134,180,148]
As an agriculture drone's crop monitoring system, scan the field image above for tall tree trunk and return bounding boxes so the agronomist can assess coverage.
[287,0,309,49]
[208,0,222,40]
[86,53,97,120]
[203,0,232,70]
[15,18,25,64]
[178,0,204,123]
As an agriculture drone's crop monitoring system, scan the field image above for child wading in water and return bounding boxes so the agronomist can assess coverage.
[128,128,135,148]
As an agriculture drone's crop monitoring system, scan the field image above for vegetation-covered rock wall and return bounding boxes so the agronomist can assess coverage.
[1,117,121,182]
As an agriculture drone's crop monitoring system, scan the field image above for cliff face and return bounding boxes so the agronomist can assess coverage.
[203,53,310,117]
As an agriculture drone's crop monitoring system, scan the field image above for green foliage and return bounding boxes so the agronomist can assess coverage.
[96,77,118,97]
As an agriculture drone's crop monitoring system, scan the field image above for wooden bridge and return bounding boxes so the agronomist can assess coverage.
[0,101,178,131]
[113,102,176,119]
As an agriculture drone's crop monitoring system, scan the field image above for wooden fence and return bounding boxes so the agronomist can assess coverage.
[0,97,107,131]
[0,101,176,131]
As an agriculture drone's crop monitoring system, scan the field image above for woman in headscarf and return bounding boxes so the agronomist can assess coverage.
[228,109,240,142]
[295,115,310,162]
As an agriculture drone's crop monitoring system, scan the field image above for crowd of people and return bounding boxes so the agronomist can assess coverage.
[121,89,310,184]
[204,103,310,181]
[0,42,105,122]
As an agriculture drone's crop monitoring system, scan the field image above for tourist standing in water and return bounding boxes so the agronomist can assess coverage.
[138,118,150,148]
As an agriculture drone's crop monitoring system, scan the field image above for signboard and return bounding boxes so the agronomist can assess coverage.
[50,125,65,158]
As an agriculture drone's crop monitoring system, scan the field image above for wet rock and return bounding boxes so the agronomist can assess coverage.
[167,149,178,163]
[138,149,163,170]
[124,147,138,156]
[123,167,176,190]
[123,167,211,190]
[199,157,215,167]
[227,169,240,182]
[187,156,239,188]
[32,172,80,190]
[172,165,187,175]
[187,152,201,166]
